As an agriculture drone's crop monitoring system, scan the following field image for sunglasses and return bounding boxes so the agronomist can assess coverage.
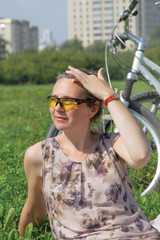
[47,95,96,111]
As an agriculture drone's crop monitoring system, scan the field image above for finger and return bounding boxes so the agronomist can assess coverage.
[71,78,79,83]
[66,68,83,81]
[97,68,105,81]
[68,65,78,71]
[65,70,72,75]
[67,66,80,75]
[67,66,88,84]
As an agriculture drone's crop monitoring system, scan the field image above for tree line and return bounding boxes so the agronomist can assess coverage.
[0,28,160,85]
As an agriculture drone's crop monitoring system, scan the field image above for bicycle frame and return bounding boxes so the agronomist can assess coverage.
[125,29,160,95]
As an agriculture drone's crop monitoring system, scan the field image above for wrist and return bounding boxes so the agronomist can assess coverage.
[103,92,120,105]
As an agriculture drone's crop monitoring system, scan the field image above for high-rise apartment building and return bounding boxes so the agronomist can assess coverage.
[39,29,53,51]
[0,18,38,54]
[29,26,39,49]
[68,0,160,47]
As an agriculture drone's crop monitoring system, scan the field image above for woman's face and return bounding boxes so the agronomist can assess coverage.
[49,77,94,132]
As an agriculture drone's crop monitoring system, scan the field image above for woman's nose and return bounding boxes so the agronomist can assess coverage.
[55,102,65,111]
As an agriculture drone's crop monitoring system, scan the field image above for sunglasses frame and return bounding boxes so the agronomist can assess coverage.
[47,95,97,109]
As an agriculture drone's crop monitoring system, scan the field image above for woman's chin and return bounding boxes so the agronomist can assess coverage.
[54,123,69,132]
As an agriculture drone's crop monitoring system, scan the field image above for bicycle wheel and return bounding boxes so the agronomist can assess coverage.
[131,91,160,119]
[102,100,160,197]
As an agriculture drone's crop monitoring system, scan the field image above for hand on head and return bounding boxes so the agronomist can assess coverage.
[66,66,114,100]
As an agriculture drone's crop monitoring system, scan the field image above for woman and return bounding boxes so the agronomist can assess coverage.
[18,66,160,239]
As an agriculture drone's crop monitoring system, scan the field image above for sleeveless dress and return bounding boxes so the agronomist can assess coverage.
[41,133,160,240]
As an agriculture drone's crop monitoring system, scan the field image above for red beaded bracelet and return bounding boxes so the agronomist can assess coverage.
[103,93,120,105]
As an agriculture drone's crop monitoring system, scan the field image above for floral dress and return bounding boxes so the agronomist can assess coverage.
[41,133,160,240]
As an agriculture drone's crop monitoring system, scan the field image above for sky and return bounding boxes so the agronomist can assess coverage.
[0,0,68,45]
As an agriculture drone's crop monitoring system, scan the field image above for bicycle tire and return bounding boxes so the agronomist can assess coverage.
[128,100,160,196]
[102,100,160,196]
[46,100,160,196]
[131,91,160,117]
[46,122,60,138]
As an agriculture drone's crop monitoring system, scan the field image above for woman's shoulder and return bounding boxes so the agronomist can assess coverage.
[23,141,44,179]
[25,141,43,166]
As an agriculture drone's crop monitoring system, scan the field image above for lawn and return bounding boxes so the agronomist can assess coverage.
[0,81,159,239]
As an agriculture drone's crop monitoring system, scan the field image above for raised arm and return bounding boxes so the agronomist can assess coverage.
[18,142,47,237]
[66,66,151,169]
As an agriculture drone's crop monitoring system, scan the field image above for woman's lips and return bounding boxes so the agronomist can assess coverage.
[55,116,67,121]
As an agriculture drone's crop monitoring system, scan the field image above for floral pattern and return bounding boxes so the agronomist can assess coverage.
[41,133,160,240]
[105,183,122,203]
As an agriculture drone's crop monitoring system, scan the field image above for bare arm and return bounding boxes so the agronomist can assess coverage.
[18,142,47,237]
[66,66,151,169]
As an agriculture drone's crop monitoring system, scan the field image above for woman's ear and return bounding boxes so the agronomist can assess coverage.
[89,101,100,119]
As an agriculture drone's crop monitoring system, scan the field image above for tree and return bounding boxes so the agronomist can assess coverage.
[85,40,106,53]
[148,26,160,48]
[22,46,38,55]
[0,35,8,60]
[59,38,83,51]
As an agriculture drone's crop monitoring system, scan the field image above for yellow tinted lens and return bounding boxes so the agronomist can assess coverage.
[49,98,57,109]
[61,99,79,111]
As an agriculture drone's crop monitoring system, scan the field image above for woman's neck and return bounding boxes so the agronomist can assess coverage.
[58,129,93,152]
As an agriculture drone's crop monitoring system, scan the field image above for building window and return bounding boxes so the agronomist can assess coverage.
[104,7,113,10]
[105,26,112,30]
[93,20,102,24]
[93,27,102,30]
[93,1,101,4]
[93,8,101,11]
[93,33,102,36]
[104,13,113,17]
[105,20,113,23]
[104,0,112,3]
[93,14,101,18]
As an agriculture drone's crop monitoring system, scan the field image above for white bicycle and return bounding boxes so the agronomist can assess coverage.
[46,0,160,198]
[106,0,160,197]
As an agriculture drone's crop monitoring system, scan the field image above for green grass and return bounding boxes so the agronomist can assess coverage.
[0,81,159,239]
[0,84,54,239]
